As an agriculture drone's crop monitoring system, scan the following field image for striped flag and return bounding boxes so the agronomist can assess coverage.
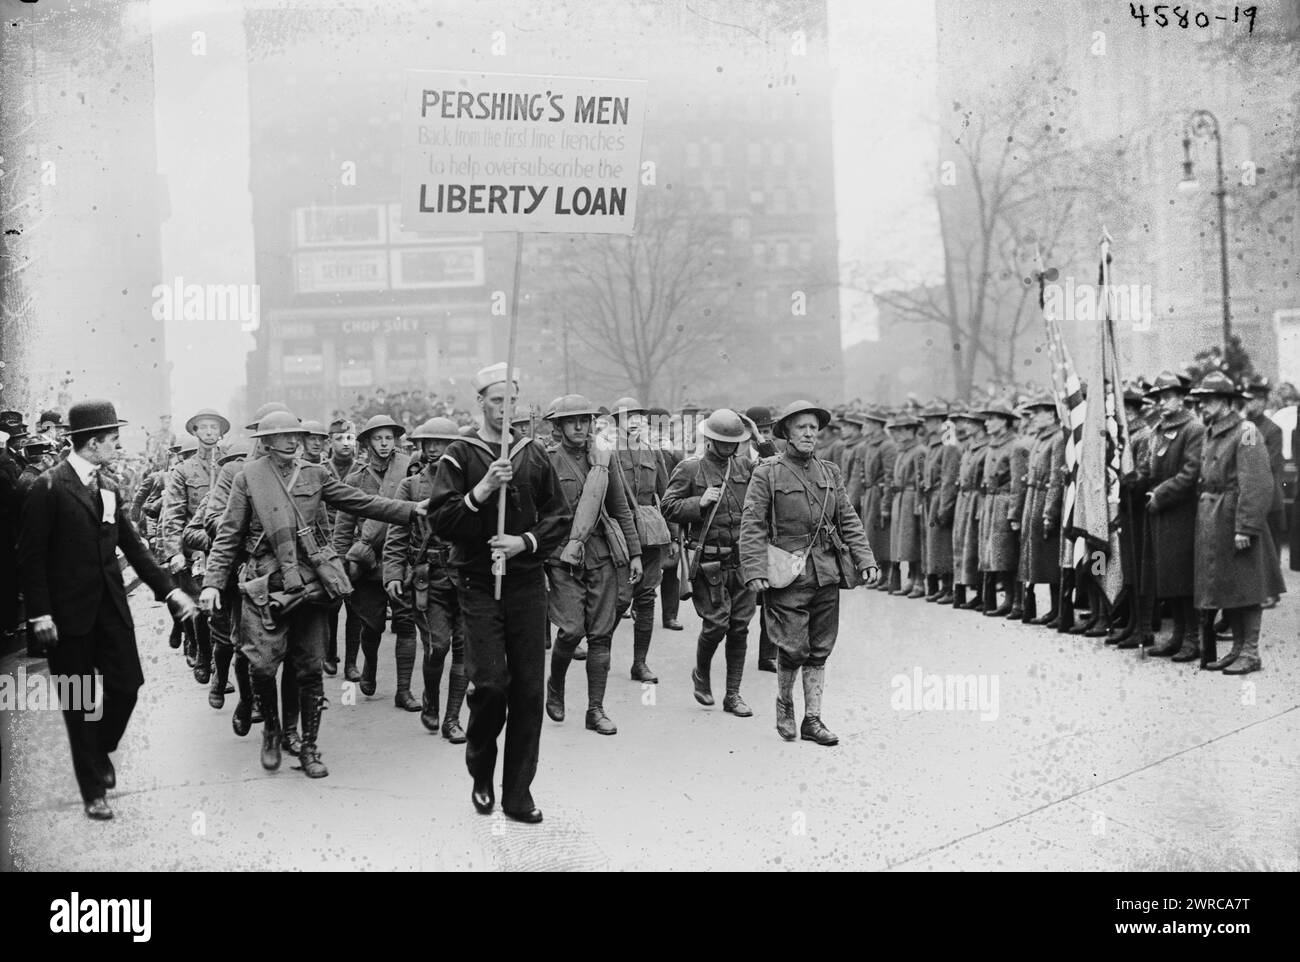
[1072,233,1134,603]
[1036,249,1087,570]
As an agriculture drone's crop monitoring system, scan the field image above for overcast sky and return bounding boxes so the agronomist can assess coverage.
[151,0,940,416]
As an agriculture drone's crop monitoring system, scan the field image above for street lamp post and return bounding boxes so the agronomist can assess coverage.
[1179,108,1232,357]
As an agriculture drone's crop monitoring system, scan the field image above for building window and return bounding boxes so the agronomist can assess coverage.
[774,241,791,268]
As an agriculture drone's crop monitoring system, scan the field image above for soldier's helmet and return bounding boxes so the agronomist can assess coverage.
[178,436,201,455]
[300,420,330,438]
[245,402,291,431]
[543,395,602,422]
[409,417,462,441]
[356,414,406,444]
[1188,371,1241,398]
[610,397,647,418]
[186,408,231,436]
[698,408,750,443]
[218,439,253,464]
[977,398,1021,422]
[251,410,305,438]
[772,400,832,439]
[1145,371,1188,398]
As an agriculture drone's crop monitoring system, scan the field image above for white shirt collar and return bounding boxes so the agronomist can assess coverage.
[67,450,98,485]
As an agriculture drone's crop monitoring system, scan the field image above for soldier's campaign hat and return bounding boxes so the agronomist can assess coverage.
[699,408,751,443]
[1188,371,1242,398]
[473,362,519,394]
[300,420,330,438]
[950,406,985,422]
[1122,381,1146,404]
[1241,374,1271,400]
[1145,370,1188,397]
[858,406,890,424]
[611,396,647,418]
[251,410,306,438]
[676,400,702,416]
[773,400,832,439]
[356,414,406,444]
[1021,391,1057,412]
[328,417,355,435]
[543,394,602,421]
[178,436,201,455]
[185,408,231,436]
[245,402,291,431]
[66,399,128,436]
[839,411,870,427]
[409,417,462,441]
[920,401,950,420]
[217,439,253,464]
[744,405,775,428]
[37,409,64,428]
[885,412,922,429]
[978,398,1021,421]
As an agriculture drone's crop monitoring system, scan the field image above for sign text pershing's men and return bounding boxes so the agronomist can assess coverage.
[402,71,646,235]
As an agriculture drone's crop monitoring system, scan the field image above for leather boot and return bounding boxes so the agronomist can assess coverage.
[193,615,212,685]
[183,620,198,668]
[905,567,927,598]
[874,562,894,591]
[393,631,420,711]
[1056,573,1076,632]
[1006,581,1024,620]
[254,678,281,771]
[1170,599,1201,662]
[1083,590,1111,637]
[169,619,183,649]
[546,644,570,722]
[630,627,657,683]
[885,564,902,594]
[924,574,942,602]
[1222,606,1262,674]
[1205,609,1243,671]
[585,642,614,733]
[721,643,752,716]
[775,664,797,741]
[420,647,445,732]
[799,666,838,746]
[209,643,233,709]
[343,610,362,682]
[1020,584,1037,622]
[987,574,1013,617]
[298,676,329,778]
[935,574,954,605]
[1032,583,1059,626]
[980,572,997,613]
[952,584,968,608]
[691,666,714,706]
[1150,596,1188,656]
[441,667,468,743]
[280,669,302,757]
[359,625,379,697]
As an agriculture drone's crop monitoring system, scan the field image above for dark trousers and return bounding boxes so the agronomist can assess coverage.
[47,604,140,804]
[692,563,756,667]
[756,604,777,665]
[458,568,547,813]
[325,597,343,662]
[548,561,619,707]
[764,575,840,669]
[660,552,680,623]
[417,573,465,693]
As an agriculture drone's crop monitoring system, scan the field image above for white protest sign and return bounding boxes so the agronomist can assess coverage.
[402,70,647,235]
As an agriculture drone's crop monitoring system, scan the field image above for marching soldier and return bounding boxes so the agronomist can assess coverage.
[611,396,670,683]
[300,421,329,465]
[1016,394,1062,625]
[856,408,896,593]
[160,408,228,685]
[200,410,423,779]
[322,417,357,675]
[887,412,925,596]
[745,405,781,672]
[921,403,959,603]
[1143,372,1205,661]
[663,408,758,717]
[1189,373,1285,674]
[426,363,571,823]
[977,399,1028,618]
[739,401,877,746]
[540,395,642,735]
[950,408,988,610]
[647,406,685,632]
[333,414,416,706]
[383,417,469,741]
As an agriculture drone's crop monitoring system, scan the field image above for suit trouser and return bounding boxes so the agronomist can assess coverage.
[457,568,546,812]
[47,605,139,804]
[763,573,839,670]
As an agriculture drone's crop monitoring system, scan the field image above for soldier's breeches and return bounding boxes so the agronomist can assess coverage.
[548,562,619,656]
[239,601,329,682]
[618,545,664,630]
[692,566,756,668]
[764,575,840,669]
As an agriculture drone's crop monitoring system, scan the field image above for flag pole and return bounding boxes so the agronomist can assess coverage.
[494,230,525,600]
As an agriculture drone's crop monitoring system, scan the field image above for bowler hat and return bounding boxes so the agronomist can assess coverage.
[773,400,832,439]
[66,399,128,436]
[37,409,64,427]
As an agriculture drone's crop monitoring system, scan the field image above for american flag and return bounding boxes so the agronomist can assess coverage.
[1036,249,1087,571]
[1072,233,1134,604]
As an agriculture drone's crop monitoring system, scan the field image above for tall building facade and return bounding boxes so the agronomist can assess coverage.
[242,0,842,417]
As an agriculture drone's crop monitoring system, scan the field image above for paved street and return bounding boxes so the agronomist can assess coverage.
[4,569,1298,872]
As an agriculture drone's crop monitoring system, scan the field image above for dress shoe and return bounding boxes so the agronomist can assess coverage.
[1222,657,1261,675]
[662,618,683,631]
[630,662,658,683]
[472,779,495,814]
[1204,651,1239,671]
[442,718,467,744]
[691,668,714,706]
[99,757,116,790]
[986,602,1013,618]
[1006,607,1023,620]
[322,659,338,677]
[891,579,912,596]
[231,700,253,737]
[935,589,954,605]
[1147,638,1181,657]
[84,797,113,821]
[1170,647,1201,663]
[800,716,839,746]
[1083,624,1110,638]
[722,693,753,717]
[394,690,421,712]
[1104,628,1131,645]
[261,730,282,771]
[503,807,543,824]
[359,659,377,697]
[905,582,927,599]
[585,707,617,735]
[344,664,361,683]
[1115,636,1141,650]
[1261,595,1278,610]
[757,658,777,673]
[545,677,565,722]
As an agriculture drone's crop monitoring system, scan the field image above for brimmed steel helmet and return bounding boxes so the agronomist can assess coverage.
[409,417,462,441]
[356,414,406,445]
[543,395,603,421]
[773,400,832,439]
[699,408,749,443]
[611,396,647,418]
[245,402,290,431]
[300,420,330,438]
[251,411,305,438]
[186,408,231,436]
[217,438,253,464]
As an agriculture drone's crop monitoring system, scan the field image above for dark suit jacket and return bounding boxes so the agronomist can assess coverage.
[17,459,174,688]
